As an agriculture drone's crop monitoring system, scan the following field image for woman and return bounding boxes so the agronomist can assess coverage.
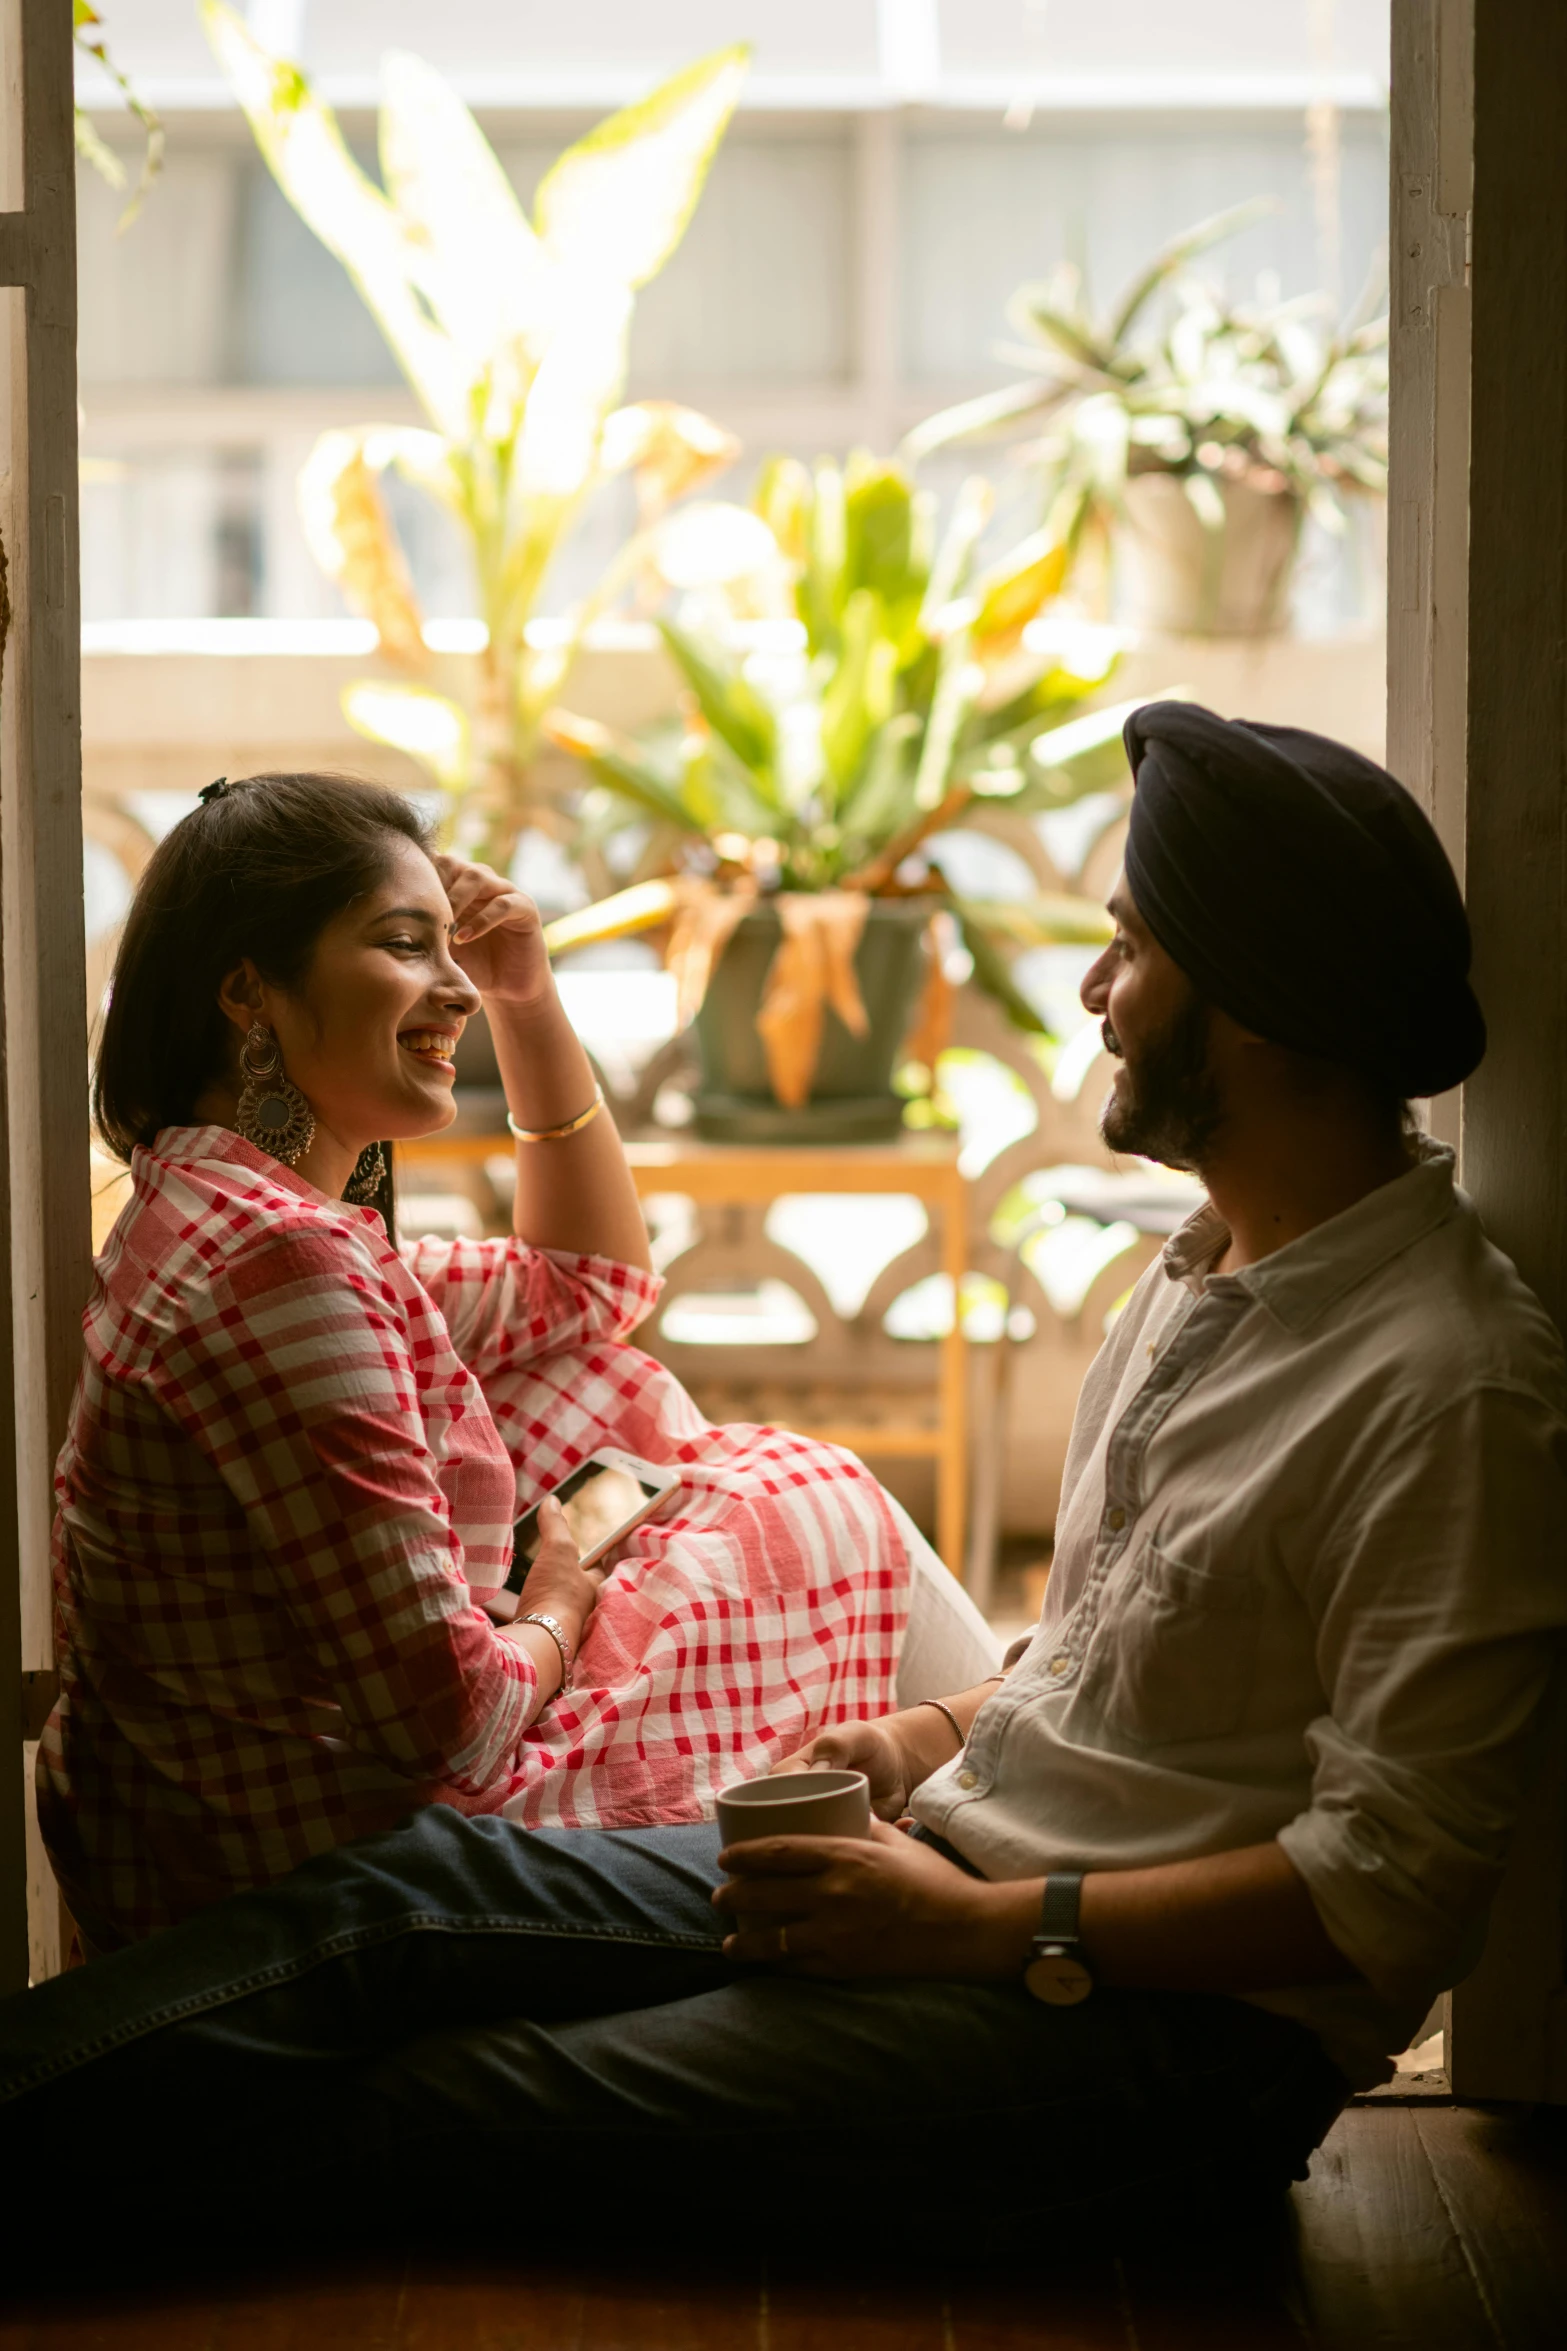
[40,772,995,1952]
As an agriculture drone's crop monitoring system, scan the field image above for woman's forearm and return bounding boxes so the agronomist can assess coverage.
[497,1619,569,1723]
[485,992,652,1270]
[889,1677,1007,1790]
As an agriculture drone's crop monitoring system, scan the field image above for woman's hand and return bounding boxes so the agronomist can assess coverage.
[434,852,555,1013]
[514,1497,603,1650]
[714,1819,1021,1980]
[769,1721,916,1821]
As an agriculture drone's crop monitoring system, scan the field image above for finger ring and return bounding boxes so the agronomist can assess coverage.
[777,1924,790,1958]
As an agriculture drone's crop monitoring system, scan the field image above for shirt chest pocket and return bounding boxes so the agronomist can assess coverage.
[1080,1538,1261,1749]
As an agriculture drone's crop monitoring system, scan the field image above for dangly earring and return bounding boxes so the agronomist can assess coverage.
[234,1023,315,1166]
[343,1142,387,1205]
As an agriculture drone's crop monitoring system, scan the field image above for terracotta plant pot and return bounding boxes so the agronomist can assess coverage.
[692,898,932,1144]
[1118,473,1303,636]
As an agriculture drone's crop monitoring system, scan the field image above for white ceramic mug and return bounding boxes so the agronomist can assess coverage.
[715,1767,873,1847]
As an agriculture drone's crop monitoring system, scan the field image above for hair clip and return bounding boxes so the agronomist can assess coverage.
[199,777,231,803]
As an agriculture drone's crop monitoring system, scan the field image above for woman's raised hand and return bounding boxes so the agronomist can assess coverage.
[434,852,554,1012]
[769,1720,913,1820]
[516,1497,604,1652]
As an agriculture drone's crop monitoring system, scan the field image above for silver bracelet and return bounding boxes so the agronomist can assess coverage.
[517,1610,574,1690]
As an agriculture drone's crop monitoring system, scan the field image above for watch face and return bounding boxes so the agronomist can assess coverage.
[1024,1952,1093,2007]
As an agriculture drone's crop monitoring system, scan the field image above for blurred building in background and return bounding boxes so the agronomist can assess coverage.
[77,0,1389,632]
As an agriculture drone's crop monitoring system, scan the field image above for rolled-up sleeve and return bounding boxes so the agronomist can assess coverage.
[153,1224,539,1801]
[1279,1385,1567,2005]
[400,1233,661,1377]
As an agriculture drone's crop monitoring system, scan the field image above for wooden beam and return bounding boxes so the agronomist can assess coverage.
[0,0,92,1994]
[0,210,31,287]
[1442,0,1567,2107]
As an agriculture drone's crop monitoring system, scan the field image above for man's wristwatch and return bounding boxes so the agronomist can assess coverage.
[1022,1872,1094,2006]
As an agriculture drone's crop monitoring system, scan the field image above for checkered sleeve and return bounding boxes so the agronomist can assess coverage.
[150,1221,539,1798]
[400,1234,662,1378]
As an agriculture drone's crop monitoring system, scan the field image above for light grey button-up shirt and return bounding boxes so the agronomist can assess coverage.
[912,1143,1567,2087]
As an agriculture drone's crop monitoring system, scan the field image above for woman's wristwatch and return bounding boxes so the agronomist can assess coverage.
[1022,1871,1094,2005]
[516,1610,574,1690]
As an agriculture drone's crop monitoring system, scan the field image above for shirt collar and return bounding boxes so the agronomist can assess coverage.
[1160,1138,1460,1334]
[144,1124,384,1228]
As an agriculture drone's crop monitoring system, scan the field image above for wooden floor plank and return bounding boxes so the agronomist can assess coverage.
[1411,2107,1567,2351]
[763,2262,950,2351]
[575,2265,762,2351]
[392,2259,587,2351]
[1115,2236,1309,2351]
[947,2261,1135,2350]
[0,2258,410,2351]
[7,2103,1565,2351]
[1288,2108,1500,2351]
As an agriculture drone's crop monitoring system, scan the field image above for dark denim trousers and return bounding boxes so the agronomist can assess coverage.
[0,1809,1346,2253]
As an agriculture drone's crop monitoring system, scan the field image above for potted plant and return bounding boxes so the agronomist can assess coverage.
[203,1,747,875]
[905,203,1388,638]
[541,455,1137,1142]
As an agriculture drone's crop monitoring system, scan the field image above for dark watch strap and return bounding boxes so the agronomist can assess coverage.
[1036,1871,1084,1947]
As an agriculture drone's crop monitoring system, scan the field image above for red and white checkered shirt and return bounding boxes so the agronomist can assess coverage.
[38,1128,906,1947]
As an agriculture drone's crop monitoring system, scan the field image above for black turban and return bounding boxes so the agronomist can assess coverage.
[1121,701,1486,1099]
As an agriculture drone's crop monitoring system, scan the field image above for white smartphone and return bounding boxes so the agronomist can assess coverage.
[494,1449,679,1612]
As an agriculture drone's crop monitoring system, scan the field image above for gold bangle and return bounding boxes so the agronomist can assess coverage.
[915,1697,966,1755]
[506,1087,606,1144]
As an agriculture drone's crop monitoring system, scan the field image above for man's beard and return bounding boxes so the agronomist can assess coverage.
[1099,992,1224,1170]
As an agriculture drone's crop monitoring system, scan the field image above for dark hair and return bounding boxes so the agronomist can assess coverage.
[94,772,433,1236]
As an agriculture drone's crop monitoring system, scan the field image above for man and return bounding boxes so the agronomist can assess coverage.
[4,702,1565,2246]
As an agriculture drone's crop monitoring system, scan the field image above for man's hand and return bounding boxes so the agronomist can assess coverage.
[714,1819,1030,1980]
[768,1722,915,1820]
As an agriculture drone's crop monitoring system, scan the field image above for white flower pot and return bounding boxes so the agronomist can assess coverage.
[1118,473,1304,637]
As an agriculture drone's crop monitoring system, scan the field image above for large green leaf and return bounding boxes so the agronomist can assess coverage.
[901,378,1065,465]
[964,658,1116,752]
[343,681,468,791]
[843,460,922,609]
[201,2,469,437]
[949,902,1050,1035]
[1007,290,1108,376]
[1027,692,1173,800]
[913,626,979,812]
[378,51,551,370]
[656,620,777,788]
[834,712,920,848]
[820,590,898,801]
[515,288,634,498]
[1105,196,1280,345]
[533,45,749,290]
[801,462,847,650]
[920,475,992,628]
[958,895,1114,948]
[542,711,698,832]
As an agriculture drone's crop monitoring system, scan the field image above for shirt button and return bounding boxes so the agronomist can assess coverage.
[1048,1653,1071,1676]
[957,1769,978,1790]
[1107,1507,1127,1532]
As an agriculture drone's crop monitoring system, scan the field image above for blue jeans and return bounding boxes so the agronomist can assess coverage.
[0,1810,1346,2253]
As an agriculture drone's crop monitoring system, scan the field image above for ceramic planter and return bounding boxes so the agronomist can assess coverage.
[692,898,932,1143]
[1118,473,1304,636]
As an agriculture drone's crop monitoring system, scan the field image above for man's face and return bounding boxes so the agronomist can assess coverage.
[1079,877,1223,1169]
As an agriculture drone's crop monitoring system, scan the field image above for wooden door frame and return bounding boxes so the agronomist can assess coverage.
[0,0,92,1995]
[1388,0,1567,2102]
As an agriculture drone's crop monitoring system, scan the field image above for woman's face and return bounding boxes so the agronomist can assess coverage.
[254,840,482,1150]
